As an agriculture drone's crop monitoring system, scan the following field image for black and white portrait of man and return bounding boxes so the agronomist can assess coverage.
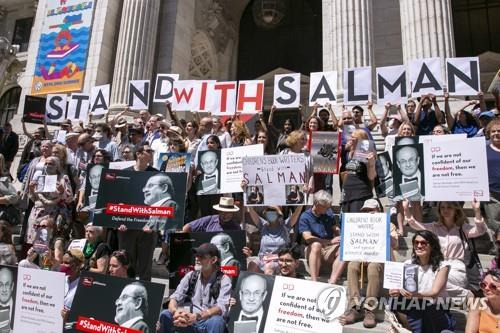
[210,233,241,269]
[237,274,268,332]
[114,282,150,332]
[143,173,178,231]
[196,150,220,195]
[393,144,425,200]
[85,164,106,208]
[0,266,16,332]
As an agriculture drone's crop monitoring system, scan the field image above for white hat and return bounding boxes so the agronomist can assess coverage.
[213,197,240,212]
[360,199,380,212]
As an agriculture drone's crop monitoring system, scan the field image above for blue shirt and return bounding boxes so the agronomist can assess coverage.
[298,208,335,240]
[486,144,500,194]
[451,122,478,137]
[188,214,241,232]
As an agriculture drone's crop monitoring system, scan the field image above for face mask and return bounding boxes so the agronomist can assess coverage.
[265,211,279,222]
[59,265,73,276]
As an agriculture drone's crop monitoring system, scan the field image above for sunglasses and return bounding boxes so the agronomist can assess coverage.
[414,240,429,247]
[479,281,499,291]
[35,225,48,229]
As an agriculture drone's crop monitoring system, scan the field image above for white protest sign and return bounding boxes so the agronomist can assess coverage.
[172,80,197,111]
[14,267,65,333]
[90,84,110,115]
[422,136,490,201]
[236,80,264,113]
[154,74,179,103]
[376,65,407,104]
[53,129,66,144]
[383,261,405,289]
[344,66,372,105]
[194,80,217,112]
[109,160,135,170]
[264,276,346,333]
[446,57,480,96]
[340,213,390,263]
[220,144,264,193]
[45,94,67,124]
[410,57,444,97]
[309,71,337,106]
[242,154,307,206]
[67,93,90,122]
[211,81,237,115]
[128,80,150,110]
[67,238,87,252]
[273,73,301,108]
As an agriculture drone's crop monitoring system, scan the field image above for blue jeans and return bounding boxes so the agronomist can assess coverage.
[159,310,226,333]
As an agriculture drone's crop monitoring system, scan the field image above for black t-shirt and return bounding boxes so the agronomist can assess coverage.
[343,159,372,201]
[84,241,112,270]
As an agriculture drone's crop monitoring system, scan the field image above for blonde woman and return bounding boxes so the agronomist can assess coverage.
[229,120,252,147]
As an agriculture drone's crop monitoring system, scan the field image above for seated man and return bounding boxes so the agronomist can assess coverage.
[298,190,343,283]
[277,246,305,279]
[159,243,231,333]
[183,197,241,232]
[339,199,399,329]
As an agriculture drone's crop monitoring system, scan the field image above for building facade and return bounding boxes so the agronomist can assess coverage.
[0,0,499,133]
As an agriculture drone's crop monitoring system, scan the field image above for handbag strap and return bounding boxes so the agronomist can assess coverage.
[459,226,484,272]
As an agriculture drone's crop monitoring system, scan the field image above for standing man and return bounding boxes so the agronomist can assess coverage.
[0,123,19,173]
[484,119,500,245]
[93,123,120,161]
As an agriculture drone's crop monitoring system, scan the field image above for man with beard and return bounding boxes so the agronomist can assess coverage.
[114,282,150,332]
[277,246,304,279]
[159,243,231,333]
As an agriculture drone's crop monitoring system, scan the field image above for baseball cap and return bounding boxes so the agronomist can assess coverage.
[360,199,380,212]
[192,243,220,258]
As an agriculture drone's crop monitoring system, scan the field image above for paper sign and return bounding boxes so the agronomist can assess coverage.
[220,144,264,193]
[309,71,337,106]
[172,80,196,111]
[446,57,480,96]
[376,65,407,104]
[340,213,390,263]
[158,153,192,173]
[53,129,67,144]
[45,94,67,124]
[273,73,301,108]
[67,93,90,122]
[109,161,135,170]
[344,66,372,105]
[128,80,150,110]
[212,81,237,115]
[36,175,58,193]
[409,58,444,97]
[383,261,405,289]
[90,84,110,115]
[67,239,87,252]
[154,74,179,103]
[237,80,264,113]
[309,131,340,174]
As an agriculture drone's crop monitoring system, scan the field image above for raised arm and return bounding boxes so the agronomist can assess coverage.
[431,94,444,124]
[398,103,409,123]
[22,120,34,140]
[379,103,390,137]
[413,96,425,125]
[327,103,339,130]
[465,199,488,238]
[366,101,378,131]
[402,199,428,231]
[443,92,455,130]
[258,111,268,132]
[288,206,303,228]
[478,91,486,112]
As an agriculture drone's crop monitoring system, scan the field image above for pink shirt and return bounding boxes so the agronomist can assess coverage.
[406,217,487,261]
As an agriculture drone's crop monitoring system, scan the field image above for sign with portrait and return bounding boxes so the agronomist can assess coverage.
[340,213,391,263]
[242,154,307,206]
[83,163,108,209]
[64,271,165,333]
[195,150,221,195]
[168,231,247,290]
[0,265,17,333]
[158,152,192,173]
[392,141,425,201]
[375,151,394,198]
[220,144,264,193]
[22,95,46,124]
[93,170,187,231]
[309,131,340,174]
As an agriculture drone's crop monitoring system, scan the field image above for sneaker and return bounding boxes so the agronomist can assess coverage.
[339,308,362,326]
[363,310,377,328]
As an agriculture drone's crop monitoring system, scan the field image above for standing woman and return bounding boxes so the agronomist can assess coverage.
[444,92,479,137]
[341,129,376,212]
[230,120,252,147]
[212,117,232,148]
[185,120,201,159]
[253,130,274,155]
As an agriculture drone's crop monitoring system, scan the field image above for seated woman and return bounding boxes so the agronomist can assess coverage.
[389,230,455,333]
[108,249,135,278]
[465,269,500,333]
[82,223,111,274]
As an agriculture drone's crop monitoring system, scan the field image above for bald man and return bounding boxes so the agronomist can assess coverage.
[238,274,268,332]
[143,173,178,230]
[210,233,240,269]
[115,282,149,332]
[0,267,14,331]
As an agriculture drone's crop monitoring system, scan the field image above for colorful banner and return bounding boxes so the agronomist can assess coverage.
[31,1,95,95]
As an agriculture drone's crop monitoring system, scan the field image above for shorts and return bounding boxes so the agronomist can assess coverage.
[305,243,339,264]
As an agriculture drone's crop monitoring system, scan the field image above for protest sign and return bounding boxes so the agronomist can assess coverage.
[237,80,264,113]
[108,161,135,170]
[264,276,347,333]
[23,95,46,124]
[446,57,480,96]
[154,74,179,103]
[90,84,110,115]
[212,81,238,115]
[158,152,192,173]
[53,129,67,144]
[242,154,307,206]
[67,93,90,122]
[196,150,221,195]
[65,271,165,333]
[35,175,58,193]
[83,163,108,209]
[421,136,490,201]
[344,66,372,105]
[128,80,150,110]
[309,71,337,106]
[376,65,407,104]
[168,231,246,289]
[220,144,264,193]
[273,73,301,108]
[488,69,500,93]
[392,143,425,201]
[409,57,444,97]
[93,170,187,230]
[340,213,391,263]
[45,94,67,124]
[172,80,197,111]
[0,265,17,332]
[352,139,376,163]
[228,272,275,333]
[376,151,394,198]
[67,239,87,252]
[383,261,405,289]
[14,267,65,333]
[309,131,340,174]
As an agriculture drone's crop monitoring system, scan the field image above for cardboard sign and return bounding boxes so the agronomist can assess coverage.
[376,65,407,104]
[392,143,425,201]
[108,161,135,170]
[158,152,192,173]
[83,163,108,209]
[309,71,337,106]
[376,151,394,198]
[242,154,307,206]
[93,170,187,231]
[340,213,391,263]
[446,57,480,96]
[273,73,301,108]
[128,80,150,110]
[421,136,490,201]
[172,80,197,111]
[212,81,238,115]
[65,271,165,333]
[67,93,90,122]
[90,84,110,115]
[237,80,264,113]
[154,74,179,103]
[309,131,340,174]
[23,95,46,124]
[45,94,67,124]
[196,150,221,195]
[14,267,65,333]
[343,66,372,105]
[168,231,247,289]
[220,144,264,193]
[409,57,444,97]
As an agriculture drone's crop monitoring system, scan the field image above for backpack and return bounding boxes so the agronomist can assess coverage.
[185,269,224,303]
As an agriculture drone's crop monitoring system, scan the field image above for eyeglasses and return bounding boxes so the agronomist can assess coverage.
[479,281,499,291]
[414,240,429,248]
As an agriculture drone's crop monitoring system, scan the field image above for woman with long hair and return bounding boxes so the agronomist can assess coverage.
[403,198,487,299]
[253,130,274,155]
[465,268,500,332]
[389,230,455,333]
[229,120,252,147]
[212,117,232,148]
[108,249,136,278]
[185,120,201,158]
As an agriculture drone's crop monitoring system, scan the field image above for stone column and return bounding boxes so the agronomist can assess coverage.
[322,0,374,92]
[399,0,455,64]
[110,0,161,111]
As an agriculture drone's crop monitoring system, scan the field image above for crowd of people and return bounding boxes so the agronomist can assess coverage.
[0,89,498,333]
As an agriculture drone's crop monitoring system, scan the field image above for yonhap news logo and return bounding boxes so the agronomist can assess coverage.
[316,286,347,321]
